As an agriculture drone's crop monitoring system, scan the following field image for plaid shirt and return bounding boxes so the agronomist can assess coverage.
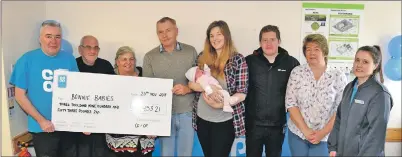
[192,52,249,137]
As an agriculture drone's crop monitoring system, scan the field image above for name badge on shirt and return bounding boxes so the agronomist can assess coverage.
[354,99,364,105]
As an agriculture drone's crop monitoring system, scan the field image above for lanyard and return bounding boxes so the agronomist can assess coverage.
[350,81,359,105]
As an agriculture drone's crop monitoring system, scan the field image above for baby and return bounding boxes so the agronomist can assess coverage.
[185,64,237,113]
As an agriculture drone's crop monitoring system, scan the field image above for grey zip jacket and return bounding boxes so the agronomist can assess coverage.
[328,75,393,156]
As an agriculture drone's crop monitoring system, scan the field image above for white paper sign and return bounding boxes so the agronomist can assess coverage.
[51,70,173,136]
[301,3,364,82]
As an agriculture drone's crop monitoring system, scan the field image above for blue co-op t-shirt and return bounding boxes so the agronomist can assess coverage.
[9,48,79,133]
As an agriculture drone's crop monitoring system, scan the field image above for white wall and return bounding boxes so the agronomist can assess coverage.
[1,1,400,155]
[2,1,46,140]
[2,53,13,156]
[1,0,4,154]
[1,1,14,154]
[45,2,401,156]
[45,0,401,126]
[45,1,306,67]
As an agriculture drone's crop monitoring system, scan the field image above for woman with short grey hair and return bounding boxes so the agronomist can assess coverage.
[113,46,141,76]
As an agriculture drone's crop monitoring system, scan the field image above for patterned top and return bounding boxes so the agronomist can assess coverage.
[192,52,249,137]
[285,64,347,141]
[105,134,155,155]
[105,73,155,155]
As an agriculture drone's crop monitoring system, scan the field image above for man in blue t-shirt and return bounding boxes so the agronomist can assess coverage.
[9,20,79,157]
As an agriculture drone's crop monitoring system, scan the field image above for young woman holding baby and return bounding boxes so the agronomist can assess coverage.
[188,20,249,157]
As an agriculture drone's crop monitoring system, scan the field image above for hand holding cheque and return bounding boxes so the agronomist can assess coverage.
[51,70,173,136]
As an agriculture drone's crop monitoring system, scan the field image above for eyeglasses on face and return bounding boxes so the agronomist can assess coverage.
[80,45,100,51]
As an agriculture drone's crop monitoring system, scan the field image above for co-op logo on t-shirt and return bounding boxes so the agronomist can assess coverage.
[42,69,67,92]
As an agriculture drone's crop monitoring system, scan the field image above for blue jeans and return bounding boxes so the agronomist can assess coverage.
[159,112,194,156]
[288,130,328,156]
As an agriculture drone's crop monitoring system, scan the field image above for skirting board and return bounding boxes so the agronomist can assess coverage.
[386,128,402,142]
[9,128,401,155]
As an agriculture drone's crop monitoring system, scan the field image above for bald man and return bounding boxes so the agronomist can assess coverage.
[62,35,115,157]
[76,35,114,74]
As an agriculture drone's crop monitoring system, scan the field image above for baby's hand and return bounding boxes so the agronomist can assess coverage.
[229,96,239,106]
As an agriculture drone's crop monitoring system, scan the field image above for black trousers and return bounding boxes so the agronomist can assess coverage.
[31,131,76,157]
[196,116,235,157]
[77,133,111,157]
[61,132,114,157]
[245,125,285,157]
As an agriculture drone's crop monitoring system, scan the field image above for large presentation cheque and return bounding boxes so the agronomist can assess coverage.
[51,70,173,136]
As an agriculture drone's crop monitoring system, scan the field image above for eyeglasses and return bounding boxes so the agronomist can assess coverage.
[80,45,100,51]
